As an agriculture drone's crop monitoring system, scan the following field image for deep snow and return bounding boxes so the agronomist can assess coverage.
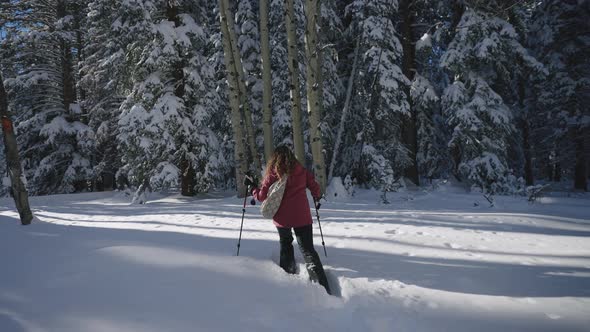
[1,185,589,332]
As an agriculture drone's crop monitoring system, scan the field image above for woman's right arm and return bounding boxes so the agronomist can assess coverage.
[252,172,278,202]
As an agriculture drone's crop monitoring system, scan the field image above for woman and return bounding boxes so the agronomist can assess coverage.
[246,145,331,295]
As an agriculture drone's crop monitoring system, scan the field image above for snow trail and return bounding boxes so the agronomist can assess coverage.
[1,189,589,331]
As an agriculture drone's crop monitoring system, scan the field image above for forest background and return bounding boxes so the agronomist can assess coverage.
[0,0,588,203]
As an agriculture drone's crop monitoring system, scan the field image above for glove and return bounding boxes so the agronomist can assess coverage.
[314,198,321,210]
[243,174,258,188]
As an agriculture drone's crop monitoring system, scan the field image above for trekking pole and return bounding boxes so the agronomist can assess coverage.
[236,185,250,256]
[314,199,328,257]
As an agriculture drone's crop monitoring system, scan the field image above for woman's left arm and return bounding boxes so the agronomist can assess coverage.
[305,169,321,200]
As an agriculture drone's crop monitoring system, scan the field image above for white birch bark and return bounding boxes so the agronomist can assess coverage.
[304,0,326,192]
[285,0,305,163]
[219,0,249,196]
[223,2,262,173]
[0,72,33,225]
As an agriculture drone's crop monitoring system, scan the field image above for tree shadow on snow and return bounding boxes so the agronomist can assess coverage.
[3,214,589,299]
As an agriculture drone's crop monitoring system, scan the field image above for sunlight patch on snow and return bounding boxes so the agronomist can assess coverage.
[544,271,590,278]
[403,260,488,269]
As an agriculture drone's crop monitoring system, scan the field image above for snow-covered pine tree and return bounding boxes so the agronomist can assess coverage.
[117,0,221,201]
[319,0,343,122]
[81,0,134,190]
[320,0,345,184]
[206,2,234,189]
[1,0,94,195]
[398,0,419,185]
[184,9,226,193]
[397,0,450,184]
[268,0,292,147]
[529,0,590,191]
[338,0,411,191]
[236,0,262,124]
[412,73,445,181]
[440,1,543,194]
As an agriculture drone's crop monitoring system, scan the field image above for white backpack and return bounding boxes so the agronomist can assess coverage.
[260,177,287,219]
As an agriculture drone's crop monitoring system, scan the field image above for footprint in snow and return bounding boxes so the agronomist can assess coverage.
[444,243,462,249]
[517,298,537,304]
[324,268,342,298]
[427,302,439,309]
[403,298,414,307]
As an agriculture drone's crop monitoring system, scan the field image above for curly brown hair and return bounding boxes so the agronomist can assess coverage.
[265,145,299,179]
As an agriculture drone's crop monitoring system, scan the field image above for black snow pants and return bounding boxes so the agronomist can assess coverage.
[276,224,331,295]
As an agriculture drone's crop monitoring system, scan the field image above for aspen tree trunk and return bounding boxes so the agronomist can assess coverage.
[328,36,360,183]
[400,0,420,186]
[219,0,249,196]
[304,0,326,192]
[260,0,274,163]
[0,73,33,225]
[223,2,261,173]
[285,0,305,163]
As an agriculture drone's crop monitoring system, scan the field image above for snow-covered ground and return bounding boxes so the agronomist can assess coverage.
[1,185,589,332]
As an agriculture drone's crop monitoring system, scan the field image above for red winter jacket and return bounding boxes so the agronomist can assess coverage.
[252,163,321,228]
